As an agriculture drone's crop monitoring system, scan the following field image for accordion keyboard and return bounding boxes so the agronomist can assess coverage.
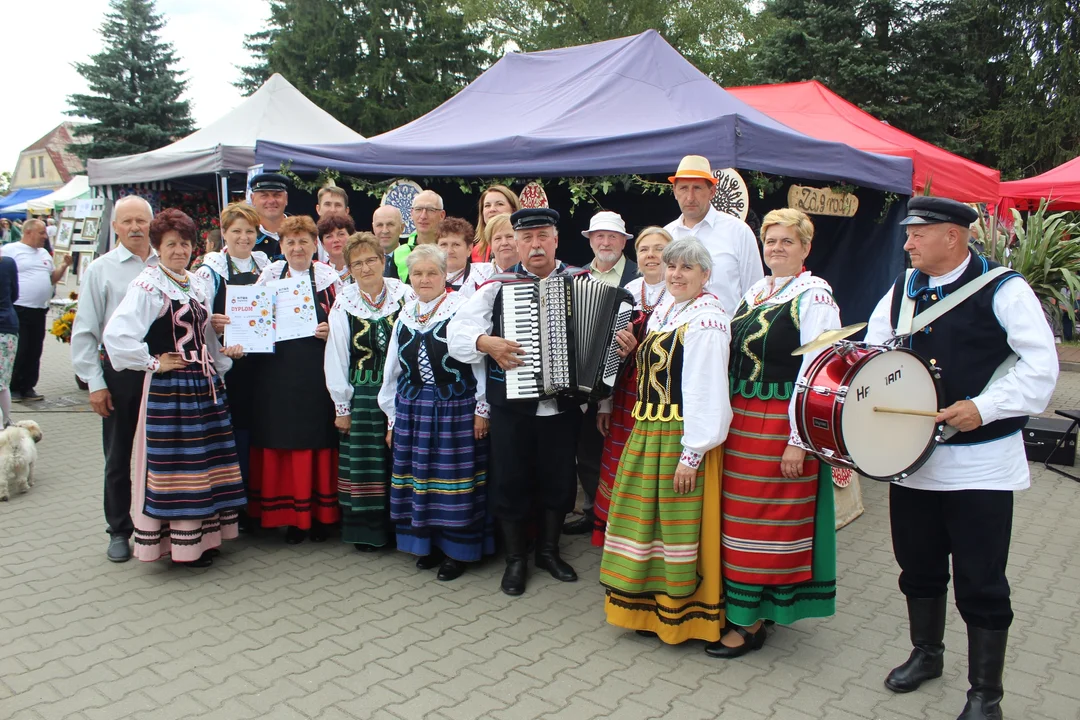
[502,283,544,400]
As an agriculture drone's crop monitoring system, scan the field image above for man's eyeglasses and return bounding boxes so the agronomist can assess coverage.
[412,205,441,215]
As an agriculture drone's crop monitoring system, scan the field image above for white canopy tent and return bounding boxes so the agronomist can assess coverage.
[87,74,364,185]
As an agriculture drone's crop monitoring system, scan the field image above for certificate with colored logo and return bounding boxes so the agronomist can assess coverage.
[224,286,275,353]
[267,274,318,342]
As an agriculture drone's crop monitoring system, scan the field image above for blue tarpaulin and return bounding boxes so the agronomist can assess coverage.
[0,188,52,218]
[255,31,913,193]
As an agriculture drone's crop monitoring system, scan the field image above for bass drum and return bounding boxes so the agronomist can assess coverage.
[796,345,943,482]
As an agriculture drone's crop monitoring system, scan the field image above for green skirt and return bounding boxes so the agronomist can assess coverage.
[724,463,837,625]
[338,382,391,546]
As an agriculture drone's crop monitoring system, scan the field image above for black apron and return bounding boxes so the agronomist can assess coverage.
[214,256,261,430]
[250,265,338,450]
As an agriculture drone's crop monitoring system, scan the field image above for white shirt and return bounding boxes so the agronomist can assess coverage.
[324,279,415,416]
[665,206,763,317]
[865,255,1058,491]
[737,273,843,444]
[70,244,158,392]
[4,243,55,309]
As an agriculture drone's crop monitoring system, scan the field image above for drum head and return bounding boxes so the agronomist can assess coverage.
[840,350,939,479]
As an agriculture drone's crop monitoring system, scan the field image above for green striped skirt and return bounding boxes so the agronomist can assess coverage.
[338,382,392,546]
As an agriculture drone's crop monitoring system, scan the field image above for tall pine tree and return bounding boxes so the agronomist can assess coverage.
[237,0,491,137]
[67,0,194,161]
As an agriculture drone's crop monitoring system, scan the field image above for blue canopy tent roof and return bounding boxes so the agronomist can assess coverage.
[0,188,53,219]
[256,31,913,193]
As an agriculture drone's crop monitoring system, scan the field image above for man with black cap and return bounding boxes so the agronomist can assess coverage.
[865,196,1057,720]
[249,172,290,261]
[448,208,635,596]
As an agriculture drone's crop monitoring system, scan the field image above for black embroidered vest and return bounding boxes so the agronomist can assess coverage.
[394,319,475,399]
[349,311,398,387]
[632,325,686,421]
[145,297,208,358]
[729,297,803,397]
[888,251,1025,445]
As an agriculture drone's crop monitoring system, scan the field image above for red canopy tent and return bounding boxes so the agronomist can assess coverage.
[998,155,1080,211]
[728,80,1000,203]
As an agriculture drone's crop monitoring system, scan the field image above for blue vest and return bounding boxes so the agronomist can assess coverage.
[888,251,1025,446]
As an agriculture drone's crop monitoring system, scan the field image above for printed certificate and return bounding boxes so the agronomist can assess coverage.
[267,274,318,342]
[224,285,275,353]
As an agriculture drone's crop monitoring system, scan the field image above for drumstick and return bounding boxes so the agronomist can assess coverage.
[873,406,940,418]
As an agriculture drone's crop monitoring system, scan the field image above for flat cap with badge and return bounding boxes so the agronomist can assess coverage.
[249,172,291,193]
[511,207,560,230]
[900,196,979,227]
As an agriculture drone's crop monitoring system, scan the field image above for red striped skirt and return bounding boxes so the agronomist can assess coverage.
[591,367,638,547]
[248,448,341,529]
[721,394,818,585]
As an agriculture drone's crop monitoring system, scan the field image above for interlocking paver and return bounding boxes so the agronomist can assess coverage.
[4,339,1080,719]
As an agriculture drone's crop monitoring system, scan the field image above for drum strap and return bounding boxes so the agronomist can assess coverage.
[896,266,1011,337]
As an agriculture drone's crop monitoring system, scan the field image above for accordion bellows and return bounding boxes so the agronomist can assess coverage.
[502,275,634,402]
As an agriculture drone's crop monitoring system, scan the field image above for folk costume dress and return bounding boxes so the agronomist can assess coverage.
[194,250,270,486]
[600,293,732,644]
[722,271,841,626]
[103,266,245,562]
[325,279,415,547]
[591,277,666,547]
[248,261,342,530]
[377,291,494,562]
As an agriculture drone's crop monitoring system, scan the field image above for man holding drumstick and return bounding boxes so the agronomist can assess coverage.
[865,196,1057,720]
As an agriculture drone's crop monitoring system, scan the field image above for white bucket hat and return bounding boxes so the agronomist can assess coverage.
[581,210,633,239]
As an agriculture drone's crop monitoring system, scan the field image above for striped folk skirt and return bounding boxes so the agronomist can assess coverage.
[592,366,637,547]
[600,417,725,644]
[389,386,493,562]
[339,382,392,547]
[721,393,836,625]
[132,369,245,562]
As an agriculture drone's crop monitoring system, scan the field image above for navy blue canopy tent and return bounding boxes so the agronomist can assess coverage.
[0,188,52,219]
[255,31,912,193]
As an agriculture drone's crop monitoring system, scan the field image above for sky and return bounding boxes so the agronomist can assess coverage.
[1,0,272,177]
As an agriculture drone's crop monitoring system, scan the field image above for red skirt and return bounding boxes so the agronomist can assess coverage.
[591,367,638,547]
[721,393,819,585]
[248,448,341,529]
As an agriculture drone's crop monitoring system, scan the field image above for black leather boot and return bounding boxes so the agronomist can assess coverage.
[957,626,1007,720]
[885,595,947,693]
[535,511,578,582]
[501,523,528,596]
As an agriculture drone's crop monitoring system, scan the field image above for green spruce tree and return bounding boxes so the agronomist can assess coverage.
[238,0,491,137]
[67,0,194,161]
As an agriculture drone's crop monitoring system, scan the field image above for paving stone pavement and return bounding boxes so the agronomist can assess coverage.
[2,340,1079,720]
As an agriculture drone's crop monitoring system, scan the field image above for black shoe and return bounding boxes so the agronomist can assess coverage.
[21,390,44,402]
[437,557,466,581]
[535,511,577,582]
[635,630,658,638]
[705,623,767,658]
[416,549,445,570]
[309,523,329,543]
[885,596,947,693]
[106,535,132,563]
[172,550,214,568]
[10,390,24,402]
[562,511,594,535]
[285,526,306,544]
[237,511,254,534]
[355,543,380,553]
[501,523,528,596]
[957,626,1007,720]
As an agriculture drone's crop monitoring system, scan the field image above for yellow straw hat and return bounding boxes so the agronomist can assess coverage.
[668,155,718,185]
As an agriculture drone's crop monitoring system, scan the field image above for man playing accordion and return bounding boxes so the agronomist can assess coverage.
[448,208,634,597]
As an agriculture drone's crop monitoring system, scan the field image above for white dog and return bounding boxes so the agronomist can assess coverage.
[0,420,43,501]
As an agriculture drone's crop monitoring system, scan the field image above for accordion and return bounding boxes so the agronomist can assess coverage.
[501,274,634,402]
